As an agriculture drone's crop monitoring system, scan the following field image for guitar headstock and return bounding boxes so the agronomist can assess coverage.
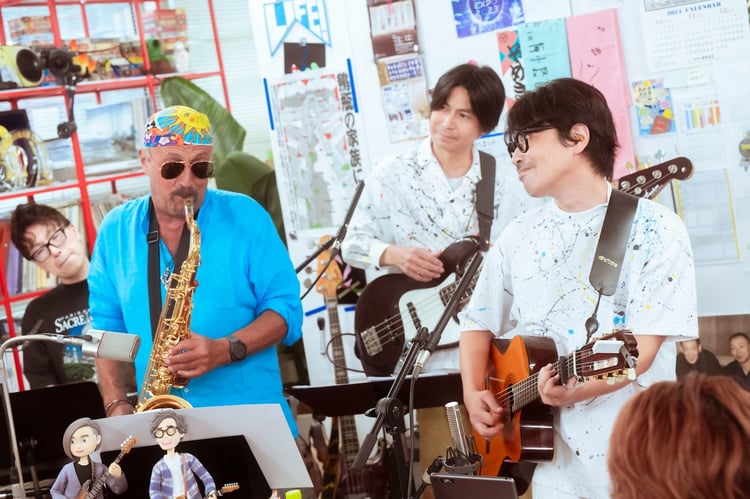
[121,435,136,454]
[316,235,344,300]
[616,156,693,199]
[573,330,639,381]
[219,483,240,496]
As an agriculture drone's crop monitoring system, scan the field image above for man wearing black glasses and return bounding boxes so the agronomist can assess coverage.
[460,78,698,499]
[10,203,93,388]
[88,106,303,441]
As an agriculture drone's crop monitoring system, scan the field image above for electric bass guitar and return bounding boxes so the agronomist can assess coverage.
[316,237,389,499]
[353,157,693,376]
[78,436,135,499]
[474,330,639,477]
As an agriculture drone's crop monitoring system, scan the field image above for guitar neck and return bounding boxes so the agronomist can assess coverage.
[509,355,568,412]
[85,451,125,499]
[324,296,361,469]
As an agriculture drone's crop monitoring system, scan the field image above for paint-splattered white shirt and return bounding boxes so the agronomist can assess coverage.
[461,185,698,498]
[342,138,532,270]
[341,137,535,370]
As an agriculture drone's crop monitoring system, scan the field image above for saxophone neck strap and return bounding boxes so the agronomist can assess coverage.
[147,198,194,338]
[476,150,496,251]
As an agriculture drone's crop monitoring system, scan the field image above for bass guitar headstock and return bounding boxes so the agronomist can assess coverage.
[616,156,693,199]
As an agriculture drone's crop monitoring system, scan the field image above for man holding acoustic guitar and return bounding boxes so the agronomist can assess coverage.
[341,63,534,496]
[459,78,698,499]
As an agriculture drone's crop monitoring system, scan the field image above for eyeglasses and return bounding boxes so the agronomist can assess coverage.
[29,224,69,263]
[153,425,178,438]
[160,160,214,180]
[504,125,558,157]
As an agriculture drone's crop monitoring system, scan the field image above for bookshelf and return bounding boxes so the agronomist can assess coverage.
[0,0,229,390]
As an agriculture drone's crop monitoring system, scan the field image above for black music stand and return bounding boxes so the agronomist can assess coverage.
[0,382,105,495]
[286,373,463,417]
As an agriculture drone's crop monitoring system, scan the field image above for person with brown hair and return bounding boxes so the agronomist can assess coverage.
[608,374,750,499]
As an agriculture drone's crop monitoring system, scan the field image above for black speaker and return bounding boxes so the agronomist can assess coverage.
[0,45,43,88]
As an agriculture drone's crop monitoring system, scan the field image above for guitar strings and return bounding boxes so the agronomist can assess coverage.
[363,272,477,350]
[491,348,625,410]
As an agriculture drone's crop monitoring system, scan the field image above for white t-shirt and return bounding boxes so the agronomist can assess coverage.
[461,186,698,498]
[342,137,536,370]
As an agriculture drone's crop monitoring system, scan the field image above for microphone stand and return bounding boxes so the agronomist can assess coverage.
[298,180,365,300]
[351,252,484,498]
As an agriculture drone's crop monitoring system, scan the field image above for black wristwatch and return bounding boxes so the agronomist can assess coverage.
[227,335,247,362]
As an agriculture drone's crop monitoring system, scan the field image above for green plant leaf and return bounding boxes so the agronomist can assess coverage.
[215,151,286,244]
[159,76,245,167]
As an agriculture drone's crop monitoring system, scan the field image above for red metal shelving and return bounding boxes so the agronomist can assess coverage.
[0,0,230,390]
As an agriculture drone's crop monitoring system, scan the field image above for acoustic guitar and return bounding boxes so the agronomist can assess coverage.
[475,330,639,477]
[352,157,693,376]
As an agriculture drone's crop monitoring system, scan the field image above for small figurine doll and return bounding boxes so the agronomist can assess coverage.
[149,409,218,499]
[51,417,128,499]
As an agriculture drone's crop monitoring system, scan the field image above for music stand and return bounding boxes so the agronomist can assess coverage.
[0,382,105,493]
[95,404,312,498]
[286,372,463,417]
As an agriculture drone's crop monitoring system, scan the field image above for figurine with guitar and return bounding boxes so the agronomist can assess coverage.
[459,78,699,499]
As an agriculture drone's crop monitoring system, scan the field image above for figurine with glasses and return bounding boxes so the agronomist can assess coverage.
[149,409,218,499]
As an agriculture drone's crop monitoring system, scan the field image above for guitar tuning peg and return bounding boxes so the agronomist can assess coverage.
[628,369,637,381]
[606,376,616,385]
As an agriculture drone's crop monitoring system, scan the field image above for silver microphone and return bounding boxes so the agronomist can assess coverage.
[445,401,470,456]
[443,401,481,475]
[46,329,140,362]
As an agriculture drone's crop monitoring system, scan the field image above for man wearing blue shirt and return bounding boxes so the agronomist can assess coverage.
[89,106,302,436]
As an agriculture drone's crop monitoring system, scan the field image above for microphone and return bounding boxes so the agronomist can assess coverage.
[44,329,140,362]
[413,252,484,376]
[443,401,481,475]
[327,180,365,263]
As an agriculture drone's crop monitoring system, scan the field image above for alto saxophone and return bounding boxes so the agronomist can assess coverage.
[136,198,200,412]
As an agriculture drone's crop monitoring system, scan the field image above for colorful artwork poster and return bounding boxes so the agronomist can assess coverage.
[270,71,361,232]
[453,0,525,39]
[632,78,676,136]
[367,0,419,61]
[283,41,326,73]
[497,29,525,112]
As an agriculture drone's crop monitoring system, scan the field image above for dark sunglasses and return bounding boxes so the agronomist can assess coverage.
[160,160,214,180]
[504,124,558,157]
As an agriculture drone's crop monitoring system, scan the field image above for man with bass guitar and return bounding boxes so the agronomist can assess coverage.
[341,63,534,496]
[459,78,698,499]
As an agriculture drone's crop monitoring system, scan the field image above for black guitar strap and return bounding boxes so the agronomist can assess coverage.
[476,151,496,251]
[147,199,193,339]
[589,188,640,296]
[585,188,639,341]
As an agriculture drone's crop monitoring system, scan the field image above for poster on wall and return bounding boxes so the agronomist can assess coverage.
[452,0,525,38]
[367,0,419,61]
[520,18,571,90]
[283,41,326,73]
[567,8,635,179]
[632,78,676,136]
[262,0,332,57]
[268,69,363,233]
[377,54,430,142]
